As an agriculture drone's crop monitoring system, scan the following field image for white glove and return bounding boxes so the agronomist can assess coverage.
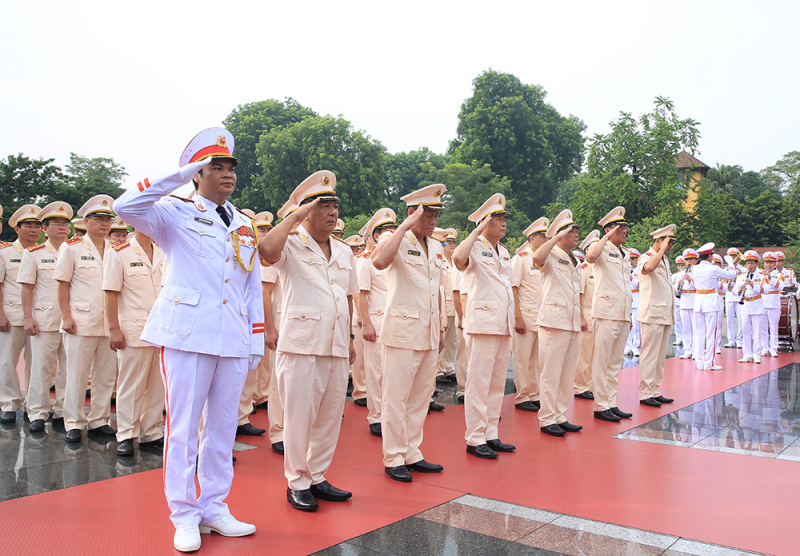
[248,355,262,370]
[179,157,213,184]
[724,255,734,267]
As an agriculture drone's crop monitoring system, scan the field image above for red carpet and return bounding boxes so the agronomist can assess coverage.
[4,349,799,555]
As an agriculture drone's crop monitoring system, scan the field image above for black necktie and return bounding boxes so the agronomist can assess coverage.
[216,205,230,227]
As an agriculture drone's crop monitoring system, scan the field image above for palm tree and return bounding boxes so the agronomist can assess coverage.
[705,163,741,195]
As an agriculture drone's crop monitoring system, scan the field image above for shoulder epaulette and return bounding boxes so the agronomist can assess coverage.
[28,243,46,252]
[113,241,130,251]
[288,230,299,235]
[168,194,192,202]
[332,236,346,244]
[519,251,528,256]
[0,242,11,249]
[67,237,83,245]
[363,251,371,259]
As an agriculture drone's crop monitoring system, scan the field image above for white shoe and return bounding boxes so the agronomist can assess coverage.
[199,515,256,537]
[770,351,778,357]
[724,342,736,348]
[754,357,761,364]
[761,350,769,357]
[739,358,753,363]
[715,348,721,354]
[679,353,693,359]
[174,525,201,552]
[623,348,632,356]
[673,339,683,346]
[632,349,640,357]
[710,365,723,371]
[736,343,743,348]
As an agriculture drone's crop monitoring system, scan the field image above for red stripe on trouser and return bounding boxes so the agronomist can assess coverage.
[160,346,170,482]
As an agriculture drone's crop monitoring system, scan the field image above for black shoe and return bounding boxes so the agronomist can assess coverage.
[385,465,413,482]
[287,488,318,511]
[447,374,458,383]
[558,421,583,433]
[89,425,117,436]
[65,428,82,442]
[574,391,594,400]
[640,397,662,408]
[232,455,237,464]
[236,423,266,436]
[0,411,16,423]
[428,401,444,412]
[369,423,382,437]
[116,439,134,457]
[654,395,674,404]
[272,441,284,455]
[406,459,443,473]
[594,410,621,422]
[456,395,465,405]
[29,419,45,432]
[353,398,367,407]
[436,375,451,384]
[466,444,498,459]
[310,480,352,501]
[540,424,566,437]
[251,404,257,415]
[610,407,633,419]
[139,437,164,449]
[532,400,541,409]
[85,389,91,399]
[486,439,516,452]
[254,401,268,410]
[515,401,539,412]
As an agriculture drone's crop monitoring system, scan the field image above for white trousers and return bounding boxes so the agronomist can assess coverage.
[715,309,723,350]
[726,301,742,344]
[277,352,348,490]
[674,301,683,343]
[464,334,512,446]
[454,327,467,398]
[761,308,780,355]
[625,308,640,352]
[116,345,164,442]
[694,311,719,369]
[437,315,457,377]
[161,347,247,529]
[267,348,284,443]
[27,331,67,421]
[63,334,116,431]
[538,327,580,427]
[680,309,695,355]
[381,345,438,466]
[591,319,631,412]
[512,326,540,403]
[364,335,384,425]
[741,313,763,360]
[0,326,31,412]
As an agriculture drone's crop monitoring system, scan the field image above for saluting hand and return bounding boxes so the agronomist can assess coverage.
[292,198,320,226]
[400,205,425,231]
[474,214,492,235]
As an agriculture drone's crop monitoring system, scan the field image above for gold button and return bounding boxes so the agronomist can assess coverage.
[246,312,249,317]
[336,297,339,302]
[226,257,230,262]
[301,314,306,319]
[223,299,227,305]
[225,278,229,283]
[199,228,204,233]
[173,297,179,303]
[484,305,488,309]
[402,313,407,319]
[227,238,230,242]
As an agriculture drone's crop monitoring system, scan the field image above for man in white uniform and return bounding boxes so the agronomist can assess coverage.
[723,248,744,348]
[676,249,698,359]
[454,193,516,458]
[0,204,40,423]
[761,252,781,357]
[19,202,72,431]
[624,249,641,357]
[672,255,685,346]
[511,217,549,412]
[690,243,736,371]
[259,171,358,511]
[734,251,765,364]
[114,128,263,551]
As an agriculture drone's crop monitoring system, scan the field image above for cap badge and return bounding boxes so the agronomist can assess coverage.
[385,211,391,218]
[619,209,624,216]
[434,189,441,197]
[322,176,330,186]
[497,198,502,205]
[216,135,228,148]
[58,206,64,212]
[101,200,108,206]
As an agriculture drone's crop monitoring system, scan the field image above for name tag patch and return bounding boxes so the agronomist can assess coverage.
[482,252,493,258]
[80,256,94,260]
[408,250,421,257]
[558,259,570,265]
[42,259,55,263]
[130,262,144,267]
[194,217,213,225]
[609,253,620,258]
[10,259,21,263]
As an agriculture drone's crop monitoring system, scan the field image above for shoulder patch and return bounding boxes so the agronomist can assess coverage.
[519,251,528,256]
[167,194,192,202]
[0,242,11,249]
[28,243,46,252]
[67,237,83,245]
[363,251,371,259]
[113,241,130,251]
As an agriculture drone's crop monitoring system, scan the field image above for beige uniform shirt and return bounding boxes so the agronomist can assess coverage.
[580,261,595,321]
[102,238,165,347]
[511,249,542,330]
[380,230,444,351]
[537,246,582,332]
[0,240,26,326]
[273,225,359,358]
[591,242,632,322]
[16,240,62,331]
[261,264,283,332]
[637,248,675,325]
[357,254,388,335]
[54,237,109,336]
[461,236,514,335]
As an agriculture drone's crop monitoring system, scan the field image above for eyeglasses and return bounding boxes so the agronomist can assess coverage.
[87,216,114,223]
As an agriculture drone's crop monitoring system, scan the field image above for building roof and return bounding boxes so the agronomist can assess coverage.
[675,151,709,170]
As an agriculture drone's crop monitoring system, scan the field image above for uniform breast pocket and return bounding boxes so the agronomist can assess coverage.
[155,285,200,336]
[299,258,324,280]
[183,218,218,259]
[331,258,353,288]
[650,302,668,319]
[126,267,151,290]
[402,255,423,280]
[282,306,320,347]
[76,260,100,280]
[387,305,419,341]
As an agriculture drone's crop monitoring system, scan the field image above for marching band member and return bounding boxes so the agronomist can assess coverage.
[672,255,685,346]
[724,248,744,348]
[713,254,726,354]
[761,252,781,357]
[676,249,698,359]
[776,252,797,291]
[574,230,600,400]
[624,248,641,357]
[690,243,735,371]
[735,251,765,364]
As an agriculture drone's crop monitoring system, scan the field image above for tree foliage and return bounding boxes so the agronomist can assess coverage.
[761,151,800,198]
[58,153,127,209]
[449,70,585,220]
[254,115,387,215]
[385,148,448,203]
[0,154,66,240]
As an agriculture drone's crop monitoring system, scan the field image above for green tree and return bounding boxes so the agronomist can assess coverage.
[761,151,800,197]
[571,97,699,233]
[254,115,387,215]
[223,98,317,206]
[705,163,741,195]
[58,153,127,209]
[385,148,448,203]
[0,154,66,241]
[737,190,786,247]
[449,70,585,219]
[737,170,775,201]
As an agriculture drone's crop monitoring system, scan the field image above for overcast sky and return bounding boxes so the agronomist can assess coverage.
[3,0,798,197]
